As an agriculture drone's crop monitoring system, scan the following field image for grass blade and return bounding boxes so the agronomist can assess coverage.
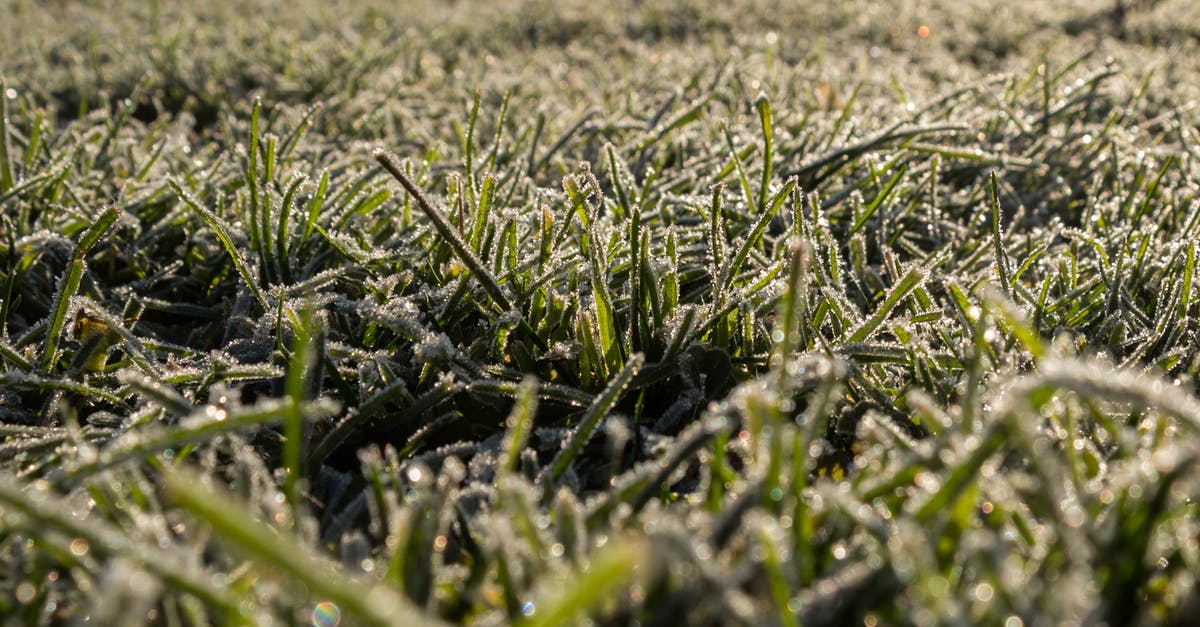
[0,79,14,193]
[518,537,656,627]
[170,180,269,310]
[41,206,119,372]
[723,178,796,292]
[375,150,546,350]
[544,353,643,485]
[0,475,243,619]
[989,171,1013,297]
[58,398,339,484]
[849,163,907,236]
[163,470,440,627]
[501,376,539,474]
[847,265,926,343]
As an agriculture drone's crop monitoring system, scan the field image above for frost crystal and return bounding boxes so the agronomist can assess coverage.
[413,332,457,367]
[497,309,522,327]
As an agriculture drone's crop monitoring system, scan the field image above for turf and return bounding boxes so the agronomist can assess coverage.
[2,0,1200,624]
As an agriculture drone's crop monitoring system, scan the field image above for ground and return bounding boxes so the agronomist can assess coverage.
[1,1,1200,625]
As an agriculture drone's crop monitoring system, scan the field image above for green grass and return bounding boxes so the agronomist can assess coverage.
[2,0,1200,624]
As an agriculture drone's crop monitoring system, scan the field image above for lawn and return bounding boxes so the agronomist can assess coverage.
[2,0,1200,624]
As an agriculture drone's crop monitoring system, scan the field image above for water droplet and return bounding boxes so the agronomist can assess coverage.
[831,543,847,560]
[521,601,536,616]
[15,582,35,603]
[311,601,340,627]
[69,538,89,557]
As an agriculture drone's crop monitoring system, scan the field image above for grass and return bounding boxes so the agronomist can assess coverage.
[2,0,1200,624]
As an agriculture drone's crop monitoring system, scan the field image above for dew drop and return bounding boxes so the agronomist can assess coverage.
[311,601,340,627]
[831,543,847,560]
[15,582,35,603]
[69,538,89,557]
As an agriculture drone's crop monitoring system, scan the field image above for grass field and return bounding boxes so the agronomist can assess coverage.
[2,0,1200,624]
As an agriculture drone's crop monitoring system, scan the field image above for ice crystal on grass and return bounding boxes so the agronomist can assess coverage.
[413,332,458,367]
